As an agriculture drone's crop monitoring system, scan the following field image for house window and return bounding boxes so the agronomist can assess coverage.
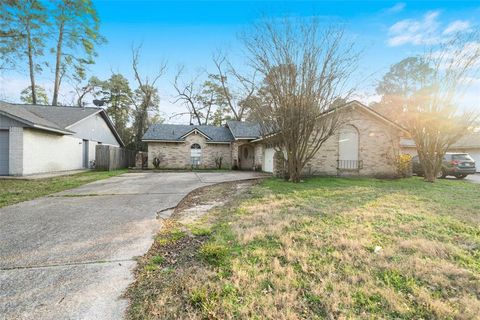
[338,125,360,169]
[191,143,202,166]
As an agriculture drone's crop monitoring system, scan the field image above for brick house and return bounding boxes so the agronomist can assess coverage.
[142,101,407,177]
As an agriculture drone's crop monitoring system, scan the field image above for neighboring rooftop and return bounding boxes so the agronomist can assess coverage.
[225,120,262,139]
[401,133,480,149]
[452,133,480,148]
[20,104,101,128]
[142,123,236,142]
[0,101,124,145]
[0,101,102,132]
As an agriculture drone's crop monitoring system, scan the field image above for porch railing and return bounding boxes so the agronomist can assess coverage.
[337,160,363,170]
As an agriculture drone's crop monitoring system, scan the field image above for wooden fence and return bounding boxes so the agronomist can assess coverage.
[95,145,136,171]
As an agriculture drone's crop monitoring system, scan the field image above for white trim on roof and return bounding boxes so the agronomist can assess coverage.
[32,124,73,135]
[0,110,74,135]
[97,110,125,147]
[143,139,184,143]
[234,137,257,140]
[179,128,212,140]
[205,141,231,144]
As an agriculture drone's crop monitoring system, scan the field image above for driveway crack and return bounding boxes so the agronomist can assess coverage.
[193,172,205,183]
[0,258,134,271]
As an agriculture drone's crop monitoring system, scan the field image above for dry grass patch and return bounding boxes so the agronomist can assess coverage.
[127,177,480,319]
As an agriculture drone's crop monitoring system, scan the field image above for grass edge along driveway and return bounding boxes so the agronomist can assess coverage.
[127,177,480,320]
[0,170,127,208]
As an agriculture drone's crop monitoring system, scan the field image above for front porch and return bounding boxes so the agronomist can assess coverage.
[232,141,263,171]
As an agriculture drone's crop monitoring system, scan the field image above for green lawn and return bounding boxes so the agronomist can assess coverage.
[127,177,480,319]
[0,170,127,208]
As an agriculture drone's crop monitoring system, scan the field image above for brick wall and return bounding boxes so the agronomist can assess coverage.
[147,133,231,169]
[306,107,400,177]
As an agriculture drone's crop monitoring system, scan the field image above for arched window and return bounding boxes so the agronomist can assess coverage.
[338,125,359,169]
[191,143,202,166]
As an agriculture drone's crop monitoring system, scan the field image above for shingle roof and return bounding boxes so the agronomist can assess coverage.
[0,102,123,146]
[225,120,262,139]
[20,104,101,128]
[400,134,480,149]
[0,102,73,134]
[142,124,235,142]
[451,133,480,148]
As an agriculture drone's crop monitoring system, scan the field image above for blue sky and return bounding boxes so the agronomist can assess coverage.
[1,1,479,122]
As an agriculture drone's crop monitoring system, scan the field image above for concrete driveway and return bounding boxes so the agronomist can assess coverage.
[0,171,266,320]
[466,173,480,184]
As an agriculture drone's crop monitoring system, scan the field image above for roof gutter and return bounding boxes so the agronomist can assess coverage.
[32,124,73,135]
[205,141,231,144]
[142,139,185,143]
[98,110,125,147]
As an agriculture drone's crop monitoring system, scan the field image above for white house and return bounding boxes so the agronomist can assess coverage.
[401,133,480,172]
[0,101,123,176]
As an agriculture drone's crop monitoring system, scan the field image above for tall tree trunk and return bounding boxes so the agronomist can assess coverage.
[52,21,64,106]
[26,22,36,104]
[288,157,302,183]
[419,151,442,183]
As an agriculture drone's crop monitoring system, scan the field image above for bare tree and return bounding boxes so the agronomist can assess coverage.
[244,18,359,182]
[405,32,480,182]
[131,45,166,149]
[212,53,256,120]
[172,67,214,125]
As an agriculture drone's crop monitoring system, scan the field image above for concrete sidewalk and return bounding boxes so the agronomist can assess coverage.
[0,171,266,320]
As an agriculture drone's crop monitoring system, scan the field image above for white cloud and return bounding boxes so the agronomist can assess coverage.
[387,11,474,47]
[386,3,406,14]
[388,11,440,46]
[443,20,471,35]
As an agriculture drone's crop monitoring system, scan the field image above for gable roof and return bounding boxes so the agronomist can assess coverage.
[225,120,262,139]
[250,100,409,143]
[0,101,124,146]
[337,101,409,134]
[142,123,235,142]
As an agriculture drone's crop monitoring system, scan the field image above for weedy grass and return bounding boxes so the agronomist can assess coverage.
[127,176,480,319]
[0,170,127,208]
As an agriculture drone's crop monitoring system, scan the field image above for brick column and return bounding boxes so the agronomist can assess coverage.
[8,127,23,176]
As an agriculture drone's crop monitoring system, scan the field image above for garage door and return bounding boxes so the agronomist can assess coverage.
[0,130,9,175]
[264,148,275,173]
[468,151,480,172]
